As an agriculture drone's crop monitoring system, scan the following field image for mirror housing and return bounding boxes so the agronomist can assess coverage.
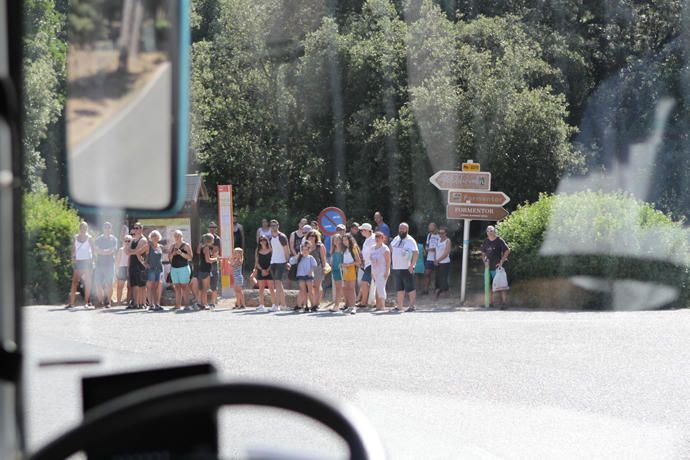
[65,0,189,215]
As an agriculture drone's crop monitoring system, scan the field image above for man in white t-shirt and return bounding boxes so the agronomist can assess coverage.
[356,223,376,308]
[269,219,290,311]
[423,222,440,295]
[389,222,419,312]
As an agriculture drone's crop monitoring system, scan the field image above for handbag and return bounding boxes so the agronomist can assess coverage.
[323,262,332,276]
[492,267,509,292]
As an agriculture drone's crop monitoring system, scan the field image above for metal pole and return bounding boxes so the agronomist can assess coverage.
[484,266,491,308]
[460,219,470,303]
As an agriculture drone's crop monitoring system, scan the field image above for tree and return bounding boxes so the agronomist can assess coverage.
[23,0,66,191]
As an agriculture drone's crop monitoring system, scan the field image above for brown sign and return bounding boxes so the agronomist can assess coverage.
[448,190,510,206]
[462,162,480,172]
[429,171,491,191]
[447,204,508,221]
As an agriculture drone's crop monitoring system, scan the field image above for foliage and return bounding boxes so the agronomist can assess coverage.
[191,0,583,231]
[23,192,81,304]
[497,191,690,307]
[22,0,690,239]
[23,0,66,191]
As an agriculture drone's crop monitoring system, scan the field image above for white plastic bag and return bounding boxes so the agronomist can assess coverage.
[492,267,509,292]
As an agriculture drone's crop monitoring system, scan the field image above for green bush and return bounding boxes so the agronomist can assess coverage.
[24,192,81,304]
[498,191,690,308]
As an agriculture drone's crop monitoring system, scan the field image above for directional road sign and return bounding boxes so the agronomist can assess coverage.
[429,171,491,191]
[447,204,508,221]
[317,207,346,236]
[448,190,510,207]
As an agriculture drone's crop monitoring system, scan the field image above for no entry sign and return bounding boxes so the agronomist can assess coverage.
[317,207,346,236]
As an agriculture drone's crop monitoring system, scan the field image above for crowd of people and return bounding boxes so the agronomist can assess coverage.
[66,211,511,313]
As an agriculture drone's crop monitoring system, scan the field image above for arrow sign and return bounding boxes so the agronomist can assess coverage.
[448,190,510,206]
[430,171,491,191]
[447,204,508,221]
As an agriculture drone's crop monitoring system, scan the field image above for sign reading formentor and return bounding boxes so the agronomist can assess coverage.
[448,190,510,206]
[429,171,491,191]
[446,204,509,221]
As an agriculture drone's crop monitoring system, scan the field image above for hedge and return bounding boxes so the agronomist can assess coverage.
[497,191,690,308]
[24,192,81,304]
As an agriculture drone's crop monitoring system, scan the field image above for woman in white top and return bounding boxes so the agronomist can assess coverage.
[256,218,272,243]
[67,221,95,308]
[115,235,132,305]
[369,231,391,312]
[434,226,452,300]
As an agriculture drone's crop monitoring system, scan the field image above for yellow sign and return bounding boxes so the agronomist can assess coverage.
[462,162,480,172]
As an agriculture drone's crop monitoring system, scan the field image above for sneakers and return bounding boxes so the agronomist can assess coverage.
[405,305,416,312]
[269,304,280,312]
[391,306,402,313]
[310,306,318,312]
[256,305,267,312]
[182,305,194,312]
[209,303,216,309]
[293,306,300,312]
[350,306,357,315]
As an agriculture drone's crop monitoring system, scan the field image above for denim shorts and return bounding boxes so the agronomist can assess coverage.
[425,260,437,271]
[116,267,128,281]
[146,269,162,282]
[361,265,372,283]
[297,275,314,281]
[198,271,211,280]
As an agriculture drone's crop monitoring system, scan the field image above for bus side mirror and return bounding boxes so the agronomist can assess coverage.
[65,0,189,214]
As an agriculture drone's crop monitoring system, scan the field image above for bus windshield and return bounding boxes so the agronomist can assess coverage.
[21,0,690,458]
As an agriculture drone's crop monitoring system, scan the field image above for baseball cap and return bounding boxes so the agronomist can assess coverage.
[336,224,346,231]
[302,224,313,233]
[359,223,373,232]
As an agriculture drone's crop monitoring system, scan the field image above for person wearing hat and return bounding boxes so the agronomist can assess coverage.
[354,222,376,309]
[332,224,347,255]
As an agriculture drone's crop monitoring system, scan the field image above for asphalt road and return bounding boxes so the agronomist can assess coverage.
[23,304,690,459]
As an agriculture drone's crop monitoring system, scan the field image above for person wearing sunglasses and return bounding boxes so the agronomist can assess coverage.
[125,222,149,309]
[368,231,391,312]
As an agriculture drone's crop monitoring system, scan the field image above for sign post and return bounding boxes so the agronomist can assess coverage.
[430,162,510,304]
[317,207,346,305]
[217,185,234,298]
[460,219,470,303]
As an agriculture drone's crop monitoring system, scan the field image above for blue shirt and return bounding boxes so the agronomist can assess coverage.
[296,255,317,277]
[377,223,391,239]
